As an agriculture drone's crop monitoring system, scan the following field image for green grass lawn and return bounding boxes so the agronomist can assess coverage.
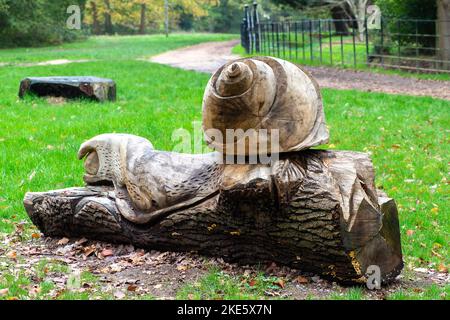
[0,34,448,300]
[0,33,238,64]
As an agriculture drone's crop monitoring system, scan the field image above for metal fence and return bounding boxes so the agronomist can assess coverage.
[241,3,450,73]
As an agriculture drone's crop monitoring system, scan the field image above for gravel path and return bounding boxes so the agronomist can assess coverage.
[151,40,241,74]
[150,40,450,101]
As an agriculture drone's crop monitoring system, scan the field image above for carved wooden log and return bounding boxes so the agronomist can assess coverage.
[19,76,116,102]
[24,150,403,284]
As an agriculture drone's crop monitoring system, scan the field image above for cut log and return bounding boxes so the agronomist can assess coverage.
[24,150,403,284]
[19,76,116,102]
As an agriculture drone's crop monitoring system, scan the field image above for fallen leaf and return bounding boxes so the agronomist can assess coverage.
[57,237,70,245]
[437,264,448,273]
[406,230,415,236]
[114,290,125,299]
[0,288,8,297]
[391,144,401,150]
[432,250,443,258]
[6,251,17,259]
[177,265,189,271]
[248,279,257,287]
[431,207,439,213]
[294,276,309,284]
[129,252,145,265]
[265,262,277,273]
[264,290,280,297]
[31,233,41,239]
[75,238,88,245]
[28,286,41,296]
[101,249,114,257]
[99,267,110,274]
[153,284,162,289]
[83,245,96,257]
[109,263,124,273]
[273,279,285,289]
[127,284,138,292]
[433,243,442,249]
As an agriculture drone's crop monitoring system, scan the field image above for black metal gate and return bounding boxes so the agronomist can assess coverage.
[241,3,450,73]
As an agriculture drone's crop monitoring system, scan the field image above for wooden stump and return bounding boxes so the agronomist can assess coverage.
[24,150,403,284]
[19,76,116,102]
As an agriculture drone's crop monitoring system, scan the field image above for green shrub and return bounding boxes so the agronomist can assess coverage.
[0,0,86,48]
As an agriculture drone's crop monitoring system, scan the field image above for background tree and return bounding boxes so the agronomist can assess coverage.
[437,0,450,67]
[103,0,114,34]
[271,0,370,40]
[375,0,438,54]
[0,0,87,48]
[139,1,146,34]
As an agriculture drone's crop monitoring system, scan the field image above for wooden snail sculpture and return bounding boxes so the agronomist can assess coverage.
[203,57,329,155]
[24,57,403,284]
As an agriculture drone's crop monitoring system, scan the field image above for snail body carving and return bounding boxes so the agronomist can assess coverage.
[202,57,329,155]
[78,57,331,224]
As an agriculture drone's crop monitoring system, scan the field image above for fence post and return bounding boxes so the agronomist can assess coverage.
[365,17,369,65]
[247,4,254,54]
[241,7,247,53]
[244,4,252,54]
[253,1,260,53]
[380,16,384,67]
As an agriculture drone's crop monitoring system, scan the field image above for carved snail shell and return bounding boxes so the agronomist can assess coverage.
[202,57,329,155]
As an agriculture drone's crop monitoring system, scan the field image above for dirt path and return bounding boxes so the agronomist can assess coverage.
[150,40,241,74]
[150,40,450,101]
[0,59,92,68]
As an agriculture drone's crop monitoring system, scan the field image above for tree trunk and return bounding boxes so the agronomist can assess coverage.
[104,0,114,35]
[91,1,100,35]
[437,0,450,69]
[331,5,350,36]
[24,150,403,284]
[345,0,368,42]
[139,3,146,35]
[164,0,169,37]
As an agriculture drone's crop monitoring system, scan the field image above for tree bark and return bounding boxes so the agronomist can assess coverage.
[91,1,100,35]
[24,150,403,284]
[345,0,368,42]
[104,0,114,35]
[437,0,450,69]
[139,3,146,35]
[331,5,350,36]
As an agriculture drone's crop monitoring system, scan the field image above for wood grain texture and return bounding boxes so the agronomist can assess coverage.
[202,57,329,155]
[24,150,403,284]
